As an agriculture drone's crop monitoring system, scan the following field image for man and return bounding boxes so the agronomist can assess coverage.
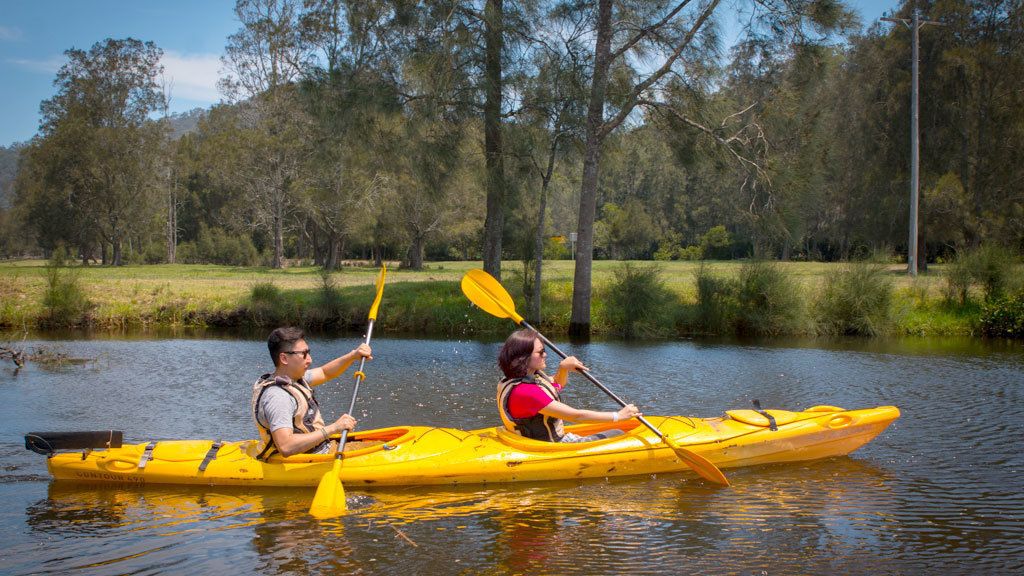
[251,326,372,459]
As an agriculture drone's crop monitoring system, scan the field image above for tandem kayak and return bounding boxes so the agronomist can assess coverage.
[28,404,899,487]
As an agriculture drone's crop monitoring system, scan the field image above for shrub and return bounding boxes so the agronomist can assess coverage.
[247,282,291,326]
[603,263,676,338]
[317,267,343,317]
[735,260,805,336]
[679,245,703,261]
[178,225,260,266]
[544,237,571,260]
[943,253,974,305]
[694,264,738,334]
[970,245,1019,301]
[816,261,894,336]
[980,291,1024,338]
[41,245,90,327]
[700,225,732,259]
[945,245,1021,304]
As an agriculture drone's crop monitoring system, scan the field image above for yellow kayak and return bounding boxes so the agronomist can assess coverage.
[34,404,899,487]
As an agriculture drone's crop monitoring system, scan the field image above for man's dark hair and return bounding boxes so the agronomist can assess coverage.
[268,327,305,366]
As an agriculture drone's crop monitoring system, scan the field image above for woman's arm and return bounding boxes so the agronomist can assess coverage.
[552,356,587,387]
[540,400,641,424]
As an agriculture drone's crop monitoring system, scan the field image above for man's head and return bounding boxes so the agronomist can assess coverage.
[268,327,306,367]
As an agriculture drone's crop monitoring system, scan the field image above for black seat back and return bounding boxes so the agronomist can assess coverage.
[25,431,123,455]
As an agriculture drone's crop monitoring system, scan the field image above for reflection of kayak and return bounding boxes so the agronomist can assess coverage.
[36,405,899,487]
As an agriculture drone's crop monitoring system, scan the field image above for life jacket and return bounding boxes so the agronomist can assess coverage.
[497,373,565,442]
[251,374,330,460]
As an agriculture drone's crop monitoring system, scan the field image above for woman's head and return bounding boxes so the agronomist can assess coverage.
[498,328,546,378]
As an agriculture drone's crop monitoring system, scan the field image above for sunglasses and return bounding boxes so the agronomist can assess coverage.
[283,349,311,359]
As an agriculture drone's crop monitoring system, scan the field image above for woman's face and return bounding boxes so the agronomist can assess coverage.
[527,338,547,372]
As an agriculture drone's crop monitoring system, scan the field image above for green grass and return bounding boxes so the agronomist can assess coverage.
[0,259,998,337]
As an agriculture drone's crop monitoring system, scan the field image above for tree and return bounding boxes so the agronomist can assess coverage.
[481,0,507,279]
[221,0,313,268]
[36,38,167,266]
[565,0,854,336]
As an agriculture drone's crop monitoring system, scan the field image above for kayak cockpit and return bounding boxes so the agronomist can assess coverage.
[493,420,646,452]
[263,426,416,463]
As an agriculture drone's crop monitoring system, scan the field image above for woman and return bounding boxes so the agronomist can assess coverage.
[497,328,640,442]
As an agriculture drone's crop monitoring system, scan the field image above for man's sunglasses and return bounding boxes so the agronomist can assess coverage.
[283,349,311,359]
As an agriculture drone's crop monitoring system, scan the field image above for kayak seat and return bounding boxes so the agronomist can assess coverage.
[25,431,123,456]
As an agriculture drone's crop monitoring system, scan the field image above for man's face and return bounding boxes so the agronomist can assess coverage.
[279,338,312,378]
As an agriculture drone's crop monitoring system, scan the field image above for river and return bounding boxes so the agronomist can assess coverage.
[1,334,1021,574]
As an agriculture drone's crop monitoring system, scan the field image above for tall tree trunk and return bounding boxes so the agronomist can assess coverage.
[531,133,560,325]
[272,195,284,269]
[569,0,613,339]
[166,169,177,264]
[112,235,122,267]
[407,236,425,270]
[481,0,505,280]
[327,233,340,270]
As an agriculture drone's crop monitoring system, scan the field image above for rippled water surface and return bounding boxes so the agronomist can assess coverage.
[1,335,1021,574]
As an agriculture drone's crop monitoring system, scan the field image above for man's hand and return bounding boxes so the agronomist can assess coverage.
[332,413,357,433]
[352,343,372,360]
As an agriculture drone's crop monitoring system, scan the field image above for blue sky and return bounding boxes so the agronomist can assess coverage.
[0,0,900,147]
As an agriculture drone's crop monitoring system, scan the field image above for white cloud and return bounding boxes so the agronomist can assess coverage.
[9,55,65,74]
[0,25,22,41]
[160,51,222,105]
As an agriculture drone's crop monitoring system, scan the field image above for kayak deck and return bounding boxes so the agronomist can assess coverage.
[44,405,900,487]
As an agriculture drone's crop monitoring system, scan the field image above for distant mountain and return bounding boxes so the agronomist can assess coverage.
[166,107,207,139]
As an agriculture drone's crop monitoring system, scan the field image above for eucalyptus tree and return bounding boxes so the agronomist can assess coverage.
[221,0,314,268]
[380,113,463,270]
[561,0,855,336]
[512,20,589,322]
[35,38,167,266]
[296,0,402,268]
[384,1,539,279]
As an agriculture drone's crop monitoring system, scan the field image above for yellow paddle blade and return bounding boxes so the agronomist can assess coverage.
[664,436,729,486]
[367,264,387,321]
[309,458,347,518]
[460,269,524,324]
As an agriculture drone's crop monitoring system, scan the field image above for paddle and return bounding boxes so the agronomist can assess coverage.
[460,268,729,486]
[309,264,388,519]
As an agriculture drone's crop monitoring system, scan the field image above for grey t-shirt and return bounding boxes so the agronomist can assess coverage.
[256,370,330,454]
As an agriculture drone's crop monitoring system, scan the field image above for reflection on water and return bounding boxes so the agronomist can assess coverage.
[0,335,1022,574]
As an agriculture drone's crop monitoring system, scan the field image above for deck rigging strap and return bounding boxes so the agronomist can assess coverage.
[752,399,778,431]
[137,441,157,469]
[198,441,223,472]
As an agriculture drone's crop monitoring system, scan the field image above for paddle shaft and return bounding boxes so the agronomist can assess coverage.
[334,318,376,459]
[523,320,672,443]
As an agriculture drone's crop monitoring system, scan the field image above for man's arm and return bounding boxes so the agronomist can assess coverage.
[270,414,356,457]
[306,343,373,387]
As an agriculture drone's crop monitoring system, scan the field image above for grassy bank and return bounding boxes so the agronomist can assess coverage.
[0,259,998,337]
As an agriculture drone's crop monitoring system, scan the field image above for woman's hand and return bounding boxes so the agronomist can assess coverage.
[559,356,587,373]
[617,404,641,421]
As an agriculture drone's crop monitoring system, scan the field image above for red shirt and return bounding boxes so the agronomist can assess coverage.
[506,381,562,419]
